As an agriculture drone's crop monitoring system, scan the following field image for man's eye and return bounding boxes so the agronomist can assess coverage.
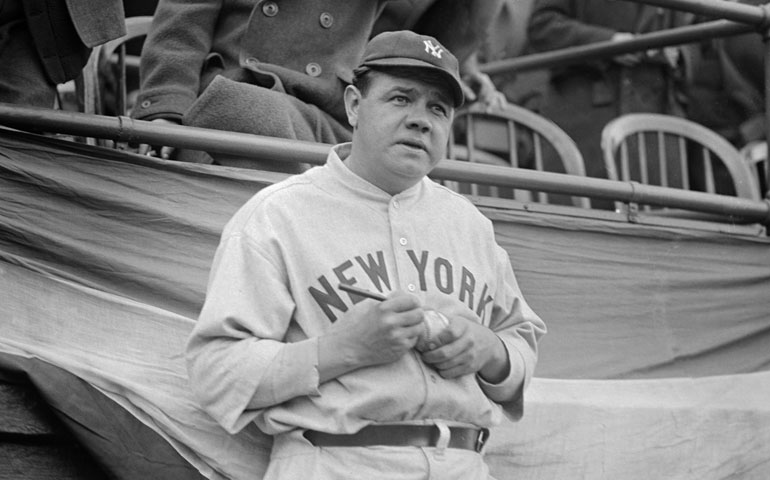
[432,104,448,116]
[392,95,409,104]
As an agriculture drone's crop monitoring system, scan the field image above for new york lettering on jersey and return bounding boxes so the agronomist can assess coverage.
[308,249,494,323]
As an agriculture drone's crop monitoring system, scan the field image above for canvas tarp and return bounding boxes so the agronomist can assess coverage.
[1,128,769,479]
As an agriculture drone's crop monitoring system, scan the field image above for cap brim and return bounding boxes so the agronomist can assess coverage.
[355,58,465,108]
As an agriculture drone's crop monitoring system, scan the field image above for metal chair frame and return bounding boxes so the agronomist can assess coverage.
[601,113,762,212]
[451,102,591,208]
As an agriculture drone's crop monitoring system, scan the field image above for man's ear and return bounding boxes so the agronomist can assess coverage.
[344,85,362,129]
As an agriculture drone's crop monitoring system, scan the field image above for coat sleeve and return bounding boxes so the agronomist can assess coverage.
[411,0,505,65]
[527,0,617,53]
[132,0,224,121]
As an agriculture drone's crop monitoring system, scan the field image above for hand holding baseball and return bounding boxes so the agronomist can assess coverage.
[318,291,424,382]
[419,315,509,382]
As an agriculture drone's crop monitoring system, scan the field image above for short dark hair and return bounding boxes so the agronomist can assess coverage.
[353,66,455,105]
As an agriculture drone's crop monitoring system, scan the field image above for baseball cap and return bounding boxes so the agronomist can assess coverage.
[354,30,465,107]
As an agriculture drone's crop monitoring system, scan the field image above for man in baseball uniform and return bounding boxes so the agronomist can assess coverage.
[186,30,546,480]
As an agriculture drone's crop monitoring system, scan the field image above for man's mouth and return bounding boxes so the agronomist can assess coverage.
[398,139,427,151]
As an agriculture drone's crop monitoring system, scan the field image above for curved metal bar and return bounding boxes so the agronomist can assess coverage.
[1,104,769,224]
[480,19,752,75]
[625,0,769,27]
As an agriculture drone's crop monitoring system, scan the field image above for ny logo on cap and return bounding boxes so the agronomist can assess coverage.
[423,40,443,59]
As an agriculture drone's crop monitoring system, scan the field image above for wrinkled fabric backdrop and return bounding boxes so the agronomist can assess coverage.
[1,128,769,479]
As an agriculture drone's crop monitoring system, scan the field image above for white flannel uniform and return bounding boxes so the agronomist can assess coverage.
[187,143,546,479]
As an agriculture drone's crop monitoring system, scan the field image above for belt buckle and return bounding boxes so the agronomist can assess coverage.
[475,428,490,452]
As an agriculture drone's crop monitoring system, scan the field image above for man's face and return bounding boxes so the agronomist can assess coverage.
[344,71,454,195]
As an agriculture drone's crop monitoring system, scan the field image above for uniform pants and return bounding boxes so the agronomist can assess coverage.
[263,429,495,480]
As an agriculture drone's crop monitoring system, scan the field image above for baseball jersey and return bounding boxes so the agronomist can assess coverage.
[186,143,546,436]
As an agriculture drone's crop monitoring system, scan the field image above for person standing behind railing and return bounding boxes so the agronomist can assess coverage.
[683,0,765,151]
[526,0,693,208]
[0,0,125,109]
[671,0,766,197]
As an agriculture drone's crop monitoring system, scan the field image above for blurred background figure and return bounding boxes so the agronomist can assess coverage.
[0,0,125,108]
[474,0,547,110]
[526,0,693,208]
[683,0,765,151]
[678,0,766,195]
[372,0,507,109]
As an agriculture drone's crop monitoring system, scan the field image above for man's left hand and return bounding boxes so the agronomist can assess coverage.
[419,315,509,383]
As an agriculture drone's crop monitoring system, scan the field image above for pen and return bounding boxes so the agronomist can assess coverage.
[338,283,387,301]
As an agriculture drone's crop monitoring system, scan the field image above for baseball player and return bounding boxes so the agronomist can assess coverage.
[186,30,546,480]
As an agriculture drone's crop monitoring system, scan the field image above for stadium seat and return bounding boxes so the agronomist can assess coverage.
[450,102,591,208]
[601,113,762,213]
[739,140,768,196]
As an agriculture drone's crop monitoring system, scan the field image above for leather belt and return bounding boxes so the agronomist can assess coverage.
[303,424,489,452]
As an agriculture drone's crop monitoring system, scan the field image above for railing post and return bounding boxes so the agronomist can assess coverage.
[762,3,770,199]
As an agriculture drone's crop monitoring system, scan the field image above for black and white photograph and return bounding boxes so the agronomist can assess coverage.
[1,1,769,479]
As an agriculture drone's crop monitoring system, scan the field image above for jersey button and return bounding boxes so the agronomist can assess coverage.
[408,284,416,292]
[399,237,407,246]
[392,200,399,209]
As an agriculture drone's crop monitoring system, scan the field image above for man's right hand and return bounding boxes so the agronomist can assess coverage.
[137,118,180,159]
[317,291,425,383]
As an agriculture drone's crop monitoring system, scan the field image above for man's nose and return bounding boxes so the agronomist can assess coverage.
[405,106,432,133]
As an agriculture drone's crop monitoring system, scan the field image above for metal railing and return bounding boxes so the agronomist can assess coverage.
[1,104,768,226]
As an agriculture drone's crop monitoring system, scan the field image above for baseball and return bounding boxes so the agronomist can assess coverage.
[415,309,451,352]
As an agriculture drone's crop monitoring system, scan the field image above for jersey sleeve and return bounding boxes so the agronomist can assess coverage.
[477,243,547,421]
[185,231,321,434]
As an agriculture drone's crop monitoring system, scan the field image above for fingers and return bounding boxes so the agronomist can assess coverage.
[382,292,423,316]
[138,144,176,159]
[426,344,477,378]
[379,307,425,339]
[613,53,642,67]
[611,32,642,67]
[140,119,181,159]
[482,91,508,110]
[160,145,176,160]
[461,72,508,109]
[419,318,496,379]
[461,81,477,103]
[137,143,151,156]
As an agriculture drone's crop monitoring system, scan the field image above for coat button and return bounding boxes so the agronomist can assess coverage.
[305,62,322,77]
[262,2,278,16]
[319,12,333,28]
